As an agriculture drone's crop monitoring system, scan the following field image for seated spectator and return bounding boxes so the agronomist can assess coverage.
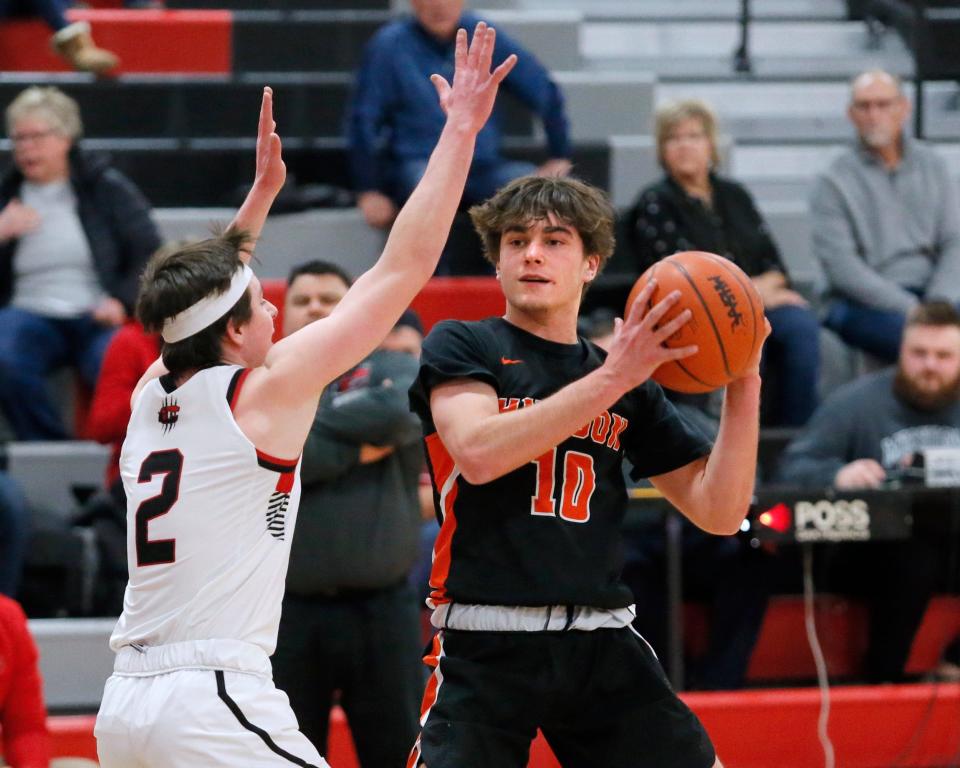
[811,69,960,363]
[777,301,960,682]
[0,594,49,768]
[0,86,161,439]
[626,99,820,426]
[0,472,29,599]
[346,0,571,231]
[0,1,118,74]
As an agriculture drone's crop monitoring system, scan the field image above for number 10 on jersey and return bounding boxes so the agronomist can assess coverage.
[530,448,596,522]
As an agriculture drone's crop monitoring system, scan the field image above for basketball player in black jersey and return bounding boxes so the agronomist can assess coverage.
[407,175,770,768]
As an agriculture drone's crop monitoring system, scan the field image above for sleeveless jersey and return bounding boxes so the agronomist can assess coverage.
[409,317,712,610]
[109,365,301,656]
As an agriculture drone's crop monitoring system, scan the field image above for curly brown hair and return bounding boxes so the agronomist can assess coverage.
[468,175,616,270]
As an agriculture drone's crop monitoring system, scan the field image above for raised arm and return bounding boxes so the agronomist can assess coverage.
[129,86,287,406]
[228,86,287,262]
[248,25,514,421]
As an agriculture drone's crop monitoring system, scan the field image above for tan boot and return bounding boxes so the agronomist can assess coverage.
[52,21,119,74]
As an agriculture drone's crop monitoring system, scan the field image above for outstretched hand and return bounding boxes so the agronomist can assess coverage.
[430,22,517,135]
[228,86,288,261]
[602,279,698,392]
[254,86,286,197]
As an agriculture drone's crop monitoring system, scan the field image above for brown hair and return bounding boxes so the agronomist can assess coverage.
[468,175,616,270]
[654,99,720,169]
[137,228,254,376]
[906,301,960,330]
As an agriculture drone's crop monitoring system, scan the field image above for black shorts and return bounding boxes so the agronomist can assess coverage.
[408,627,716,768]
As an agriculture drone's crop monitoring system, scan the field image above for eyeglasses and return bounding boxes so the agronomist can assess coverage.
[665,131,709,144]
[9,129,58,145]
[851,98,899,113]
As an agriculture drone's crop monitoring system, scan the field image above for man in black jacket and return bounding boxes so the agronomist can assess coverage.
[0,86,160,439]
[272,259,427,767]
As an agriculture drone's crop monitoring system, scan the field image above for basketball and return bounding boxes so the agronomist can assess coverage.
[625,251,765,393]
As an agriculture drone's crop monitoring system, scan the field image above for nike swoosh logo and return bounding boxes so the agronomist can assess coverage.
[501,357,523,365]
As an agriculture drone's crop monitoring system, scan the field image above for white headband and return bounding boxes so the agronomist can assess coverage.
[161,264,254,343]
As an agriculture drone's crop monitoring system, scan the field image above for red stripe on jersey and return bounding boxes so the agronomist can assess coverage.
[424,433,460,607]
[255,448,299,471]
[228,368,252,411]
[275,472,295,494]
[418,633,444,723]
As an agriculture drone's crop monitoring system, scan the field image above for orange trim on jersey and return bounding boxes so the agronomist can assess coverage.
[406,632,444,767]
[419,633,444,722]
[228,368,252,412]
[424,433,460,607]
[405,738,422,768]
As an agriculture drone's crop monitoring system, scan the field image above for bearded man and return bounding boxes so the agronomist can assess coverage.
[777,300,960,682]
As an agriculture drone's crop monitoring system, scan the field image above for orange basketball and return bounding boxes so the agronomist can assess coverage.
[625,251,765,393]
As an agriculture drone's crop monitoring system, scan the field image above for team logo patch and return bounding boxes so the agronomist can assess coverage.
[157,397,180,433]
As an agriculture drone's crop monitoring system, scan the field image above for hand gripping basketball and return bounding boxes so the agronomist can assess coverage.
[625,251,768,393]
[603,279,699,392]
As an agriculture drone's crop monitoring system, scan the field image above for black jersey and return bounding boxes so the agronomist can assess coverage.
[409,317,712,609]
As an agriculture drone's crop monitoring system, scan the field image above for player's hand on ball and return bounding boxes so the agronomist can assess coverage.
[604,278,698,390]
[736,316,771,379]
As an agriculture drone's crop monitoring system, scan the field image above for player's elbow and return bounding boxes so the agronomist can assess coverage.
[457,457,498,486]
[699,504,749,536]
[450,445,504,486]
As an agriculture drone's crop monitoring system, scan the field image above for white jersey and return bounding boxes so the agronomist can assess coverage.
[109,365,301,657]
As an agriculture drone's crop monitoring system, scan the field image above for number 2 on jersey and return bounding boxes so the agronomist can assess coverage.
[530,448,596,522]
[135,449,184,566]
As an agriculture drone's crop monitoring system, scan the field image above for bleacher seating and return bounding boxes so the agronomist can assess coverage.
[4,0,960,739]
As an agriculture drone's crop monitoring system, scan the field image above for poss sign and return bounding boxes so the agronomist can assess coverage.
[794,498,870,542]
[751,489,912,543]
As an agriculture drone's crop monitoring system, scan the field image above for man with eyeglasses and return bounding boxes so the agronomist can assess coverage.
[810,69,960,364]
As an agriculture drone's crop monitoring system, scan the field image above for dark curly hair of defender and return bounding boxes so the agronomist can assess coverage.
[137,228,254,376]
[469,175,617,270]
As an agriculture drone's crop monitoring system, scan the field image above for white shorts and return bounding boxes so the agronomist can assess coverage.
[95,640,327,768]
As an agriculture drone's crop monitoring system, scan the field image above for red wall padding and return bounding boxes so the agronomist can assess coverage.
[0,10,231,74]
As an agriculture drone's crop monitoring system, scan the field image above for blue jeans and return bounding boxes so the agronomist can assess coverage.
[824,298,907,364]
[0,472,30,598]
[763,304,821,426]
[392,157,537,208]
[0,0,70,30]
[0,307,117,439]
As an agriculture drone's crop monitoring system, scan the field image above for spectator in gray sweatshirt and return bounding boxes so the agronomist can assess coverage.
[810,70,960,363]
[777,302,960,682]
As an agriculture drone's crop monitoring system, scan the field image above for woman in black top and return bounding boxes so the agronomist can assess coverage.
[627,99,819,426]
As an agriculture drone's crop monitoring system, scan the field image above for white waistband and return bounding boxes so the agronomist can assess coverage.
[431,603,636,632]
[113,639,271,678]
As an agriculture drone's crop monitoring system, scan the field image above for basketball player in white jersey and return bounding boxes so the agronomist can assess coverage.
[94,24,515,768]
